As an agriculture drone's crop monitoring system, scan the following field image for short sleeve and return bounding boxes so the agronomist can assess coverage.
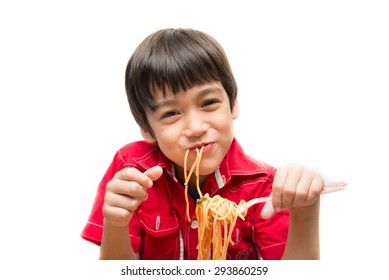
[251,176,289,260]
[253,210,289,259]
[80,151,125,245]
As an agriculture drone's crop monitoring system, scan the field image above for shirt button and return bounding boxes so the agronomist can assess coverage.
[191,219,198,229]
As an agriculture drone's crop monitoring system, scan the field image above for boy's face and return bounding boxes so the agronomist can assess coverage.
[142,81,239,178]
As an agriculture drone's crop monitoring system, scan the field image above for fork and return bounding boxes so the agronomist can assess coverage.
[241,181,348,212]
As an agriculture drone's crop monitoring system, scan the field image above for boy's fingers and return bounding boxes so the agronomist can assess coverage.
[107,178,148,201]
[292,174,312,206]
[115,166,162,189]
[272,166,288,212]
[116,167,142,180]
[260,193,275,219]
[104,189,142,210]
[281,167,303,209]
[305,176,324,204]
[144,166,163,186]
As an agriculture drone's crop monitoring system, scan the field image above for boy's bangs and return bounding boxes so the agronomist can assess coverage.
[146,33,222,102]
[147,58,220,103]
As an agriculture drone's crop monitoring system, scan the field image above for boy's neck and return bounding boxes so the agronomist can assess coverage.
[174,163,209,192]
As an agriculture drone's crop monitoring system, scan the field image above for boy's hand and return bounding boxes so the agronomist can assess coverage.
[261,164,324,219]
[102,166,163,228]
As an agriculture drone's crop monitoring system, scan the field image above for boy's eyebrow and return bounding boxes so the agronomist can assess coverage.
[197,86,224,99]
[154,86,224,110]
[153,99,178,110]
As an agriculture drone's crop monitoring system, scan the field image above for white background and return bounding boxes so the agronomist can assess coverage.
[0,0,388,278]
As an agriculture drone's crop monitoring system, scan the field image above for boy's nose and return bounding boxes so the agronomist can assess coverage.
[183,114,208,138]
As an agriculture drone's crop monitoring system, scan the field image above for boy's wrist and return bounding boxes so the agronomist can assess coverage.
[103,217,131,230]
[289,200,320,219]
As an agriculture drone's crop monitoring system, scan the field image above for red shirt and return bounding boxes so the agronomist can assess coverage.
[81,138,289,260]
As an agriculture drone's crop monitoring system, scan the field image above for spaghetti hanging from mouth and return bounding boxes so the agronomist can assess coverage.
[183,147,248,260]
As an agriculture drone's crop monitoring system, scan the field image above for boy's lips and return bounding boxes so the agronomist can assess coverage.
[188,142,215,153]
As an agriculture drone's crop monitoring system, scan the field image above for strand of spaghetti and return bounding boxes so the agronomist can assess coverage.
[226,200,246,245]
[184,148,200,221]
[184,148,200,185]
[221,218,228,259]
[184,149,189,221]
[196,199,212,259]
[195,146,205,197]
[184,149,189,181]
[215,202,233,221]
[212,197,229,219]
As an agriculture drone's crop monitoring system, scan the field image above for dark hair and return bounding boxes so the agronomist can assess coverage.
[125,28,237,135]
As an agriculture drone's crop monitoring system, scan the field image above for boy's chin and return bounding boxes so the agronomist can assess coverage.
[197,165,220,176]
[175,163,219,177]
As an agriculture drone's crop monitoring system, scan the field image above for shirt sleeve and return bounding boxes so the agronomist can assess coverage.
[127,211,144,253]
[251,176,290,260]
[253,210,289,259]
[80,151,125,245]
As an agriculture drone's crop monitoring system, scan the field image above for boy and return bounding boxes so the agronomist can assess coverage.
[81,28,323,260]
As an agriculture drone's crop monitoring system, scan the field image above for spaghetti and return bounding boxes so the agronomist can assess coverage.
[183,147,247,260]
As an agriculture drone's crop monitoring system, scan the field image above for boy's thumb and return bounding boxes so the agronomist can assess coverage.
[144,166,163,182]
[260,193,276,219]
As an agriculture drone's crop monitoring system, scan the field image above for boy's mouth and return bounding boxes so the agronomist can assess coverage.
[188,142,214,153]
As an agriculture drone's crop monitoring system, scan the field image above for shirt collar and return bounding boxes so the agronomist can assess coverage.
[131,143,177,180]
[218,138,268,188]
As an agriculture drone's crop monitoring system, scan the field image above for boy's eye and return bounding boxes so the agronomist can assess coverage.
[160,111,179,120]
[201,99,220,108]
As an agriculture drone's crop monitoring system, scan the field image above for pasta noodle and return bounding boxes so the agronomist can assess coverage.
[184,147,248,260]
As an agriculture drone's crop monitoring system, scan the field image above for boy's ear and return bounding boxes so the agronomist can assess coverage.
[141,128,157,143]
[232,100,239,120]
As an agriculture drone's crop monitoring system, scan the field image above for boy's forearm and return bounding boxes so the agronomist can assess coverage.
[282,201,320,260]
[99,219,138,260]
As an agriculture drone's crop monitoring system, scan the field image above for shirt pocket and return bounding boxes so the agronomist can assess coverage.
[226,218,258,260]
[138,210,181,259]
[230,218,253,245]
